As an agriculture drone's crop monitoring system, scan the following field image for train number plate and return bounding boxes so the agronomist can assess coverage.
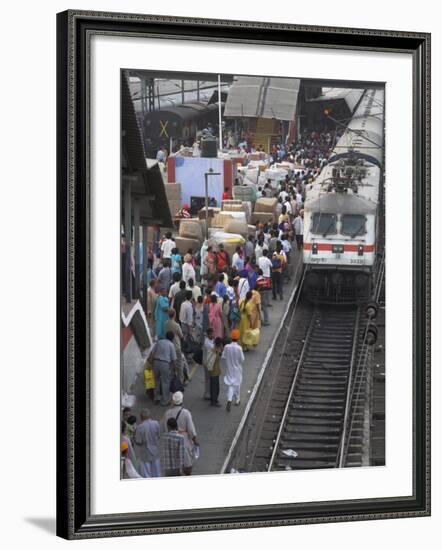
[332,244,344,254]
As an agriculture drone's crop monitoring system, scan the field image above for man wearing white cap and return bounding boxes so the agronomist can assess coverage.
[163,391,199,475]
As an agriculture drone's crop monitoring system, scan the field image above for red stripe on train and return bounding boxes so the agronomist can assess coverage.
[303,243,375,252]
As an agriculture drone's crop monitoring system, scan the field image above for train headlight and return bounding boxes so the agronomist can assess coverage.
[332,244,344,254]
[312,243,318,255]
[358,244,364,256]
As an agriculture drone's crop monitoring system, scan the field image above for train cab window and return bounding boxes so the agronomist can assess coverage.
[341,214,366,237]
[311,213,337,236]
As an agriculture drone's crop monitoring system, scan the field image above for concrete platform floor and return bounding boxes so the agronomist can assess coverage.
[129,251,302,476]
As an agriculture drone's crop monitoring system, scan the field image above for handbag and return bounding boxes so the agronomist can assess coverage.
[170,375,184,393]
[182,334,199,355]
[144,366,155,390]
[193,347,203,365]
[256,276,272,291]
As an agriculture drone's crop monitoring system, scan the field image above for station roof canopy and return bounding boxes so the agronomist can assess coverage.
[122,71,173,227]
[223,76,301,120]
[306,88,365,114]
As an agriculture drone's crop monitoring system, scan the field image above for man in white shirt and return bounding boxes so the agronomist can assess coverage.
[182,253,196,284]
[231,246,244,271]
[283,198,292,215]
[179,290,194,339]
[237,273,250,301]
[293,210,304,251]
[258,249,273,278]
[278,188,289,203]
[161,232,175,260]
[222,329,245,411]
[168,273,182,302]
[187,278,202,301]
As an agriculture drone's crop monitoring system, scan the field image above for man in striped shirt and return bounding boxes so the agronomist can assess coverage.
[161,417,185,477]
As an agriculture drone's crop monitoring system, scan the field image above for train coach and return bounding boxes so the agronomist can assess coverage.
[302,88,385,302]
[142,101,223,156]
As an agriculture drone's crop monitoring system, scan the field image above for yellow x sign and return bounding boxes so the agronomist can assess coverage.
[159,120,169,138]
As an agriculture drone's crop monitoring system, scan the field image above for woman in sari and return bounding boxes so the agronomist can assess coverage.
[222,294,231,335]
[250,289,262,332]
[154,287,170,339]
[208,293,224,340]
[204,246,217,280]
[239,291,253,351]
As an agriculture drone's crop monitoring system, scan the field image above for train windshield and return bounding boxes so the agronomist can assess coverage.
[311,213,337,236]
[341,214,366,237]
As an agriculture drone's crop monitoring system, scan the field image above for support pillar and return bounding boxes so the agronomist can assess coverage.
[134,199,140,300]
[124,181,132,303]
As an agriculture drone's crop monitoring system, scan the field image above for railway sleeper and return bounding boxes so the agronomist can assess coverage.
[301,364,350,372]
[297,382,348,390]
[273,460,336,470]
[295,389,347,396]
[281,435,340,444]
[278,449,338,461]
[284,424,341,434]
[278,441,338,451]
[294,397,346,405]
[291,404,344,413]
[290,409,343,419]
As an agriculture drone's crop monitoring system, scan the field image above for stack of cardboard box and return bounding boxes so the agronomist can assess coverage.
[251,197,278,224]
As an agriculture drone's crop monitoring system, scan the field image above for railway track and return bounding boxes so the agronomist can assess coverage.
[224,295,370,473]
[268,305,360,471]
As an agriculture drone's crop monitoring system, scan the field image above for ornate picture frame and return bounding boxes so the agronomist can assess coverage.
[56,10,430,539]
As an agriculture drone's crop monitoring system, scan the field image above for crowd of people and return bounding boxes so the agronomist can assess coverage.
[121,130,337,479]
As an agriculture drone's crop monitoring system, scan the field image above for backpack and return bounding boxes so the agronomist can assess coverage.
[229,303,241,323]
[272,255,282,270]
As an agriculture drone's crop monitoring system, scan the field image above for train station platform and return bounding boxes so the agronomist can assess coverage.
[129,251,303,476]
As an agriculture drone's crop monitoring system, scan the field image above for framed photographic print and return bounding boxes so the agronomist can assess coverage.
[56,10,431,539]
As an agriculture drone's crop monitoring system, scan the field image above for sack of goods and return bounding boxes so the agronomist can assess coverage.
[232,185,257,202]
[179,219,203,241]
[198,207,220,220]
[222,199,242,210]
[224,219,249,238]
[251,212,275,225]
[254,197,278,214]
[243,328,260,347]
[248,224,257,236]
[242,201,252,222]
[213,211,234,228]
[174,236,201,254]
[209,231,245,256]
[222,203,244,213]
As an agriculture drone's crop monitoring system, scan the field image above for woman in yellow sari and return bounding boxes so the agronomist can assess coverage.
[239,290,260,351]
[250,289,262,331]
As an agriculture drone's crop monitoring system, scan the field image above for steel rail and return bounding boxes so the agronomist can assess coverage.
[267,309,317,471]
[220,262,306,474]
[337,306,361,467]
[338,249,385,466]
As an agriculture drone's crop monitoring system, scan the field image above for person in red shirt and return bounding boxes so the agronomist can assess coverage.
[222,187,231,201]
[216,243,230,272]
